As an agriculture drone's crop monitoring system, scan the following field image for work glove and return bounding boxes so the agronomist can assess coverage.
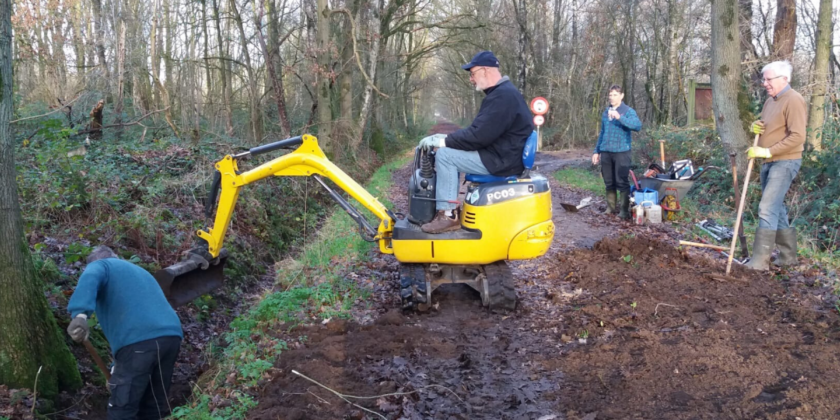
[746,147,772,159]
[67,314,90,342]
[750,120,765,135]
[418,134,446,151]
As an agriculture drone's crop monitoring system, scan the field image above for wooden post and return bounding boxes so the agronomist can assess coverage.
[687,79,696,127]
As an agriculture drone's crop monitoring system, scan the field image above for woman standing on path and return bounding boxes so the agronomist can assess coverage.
[592,85,642,219]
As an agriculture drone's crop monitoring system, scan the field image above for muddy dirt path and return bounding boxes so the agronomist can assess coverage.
[251,152,840,420]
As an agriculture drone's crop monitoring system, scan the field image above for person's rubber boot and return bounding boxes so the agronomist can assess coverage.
[774,227,798,266]
[744,228,776,271]
[617,190,631,220]
[602,190,617,214]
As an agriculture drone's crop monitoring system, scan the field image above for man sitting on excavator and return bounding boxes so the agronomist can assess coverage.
[417,50,534,234]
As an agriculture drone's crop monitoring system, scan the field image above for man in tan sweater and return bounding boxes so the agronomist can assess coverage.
[745,60,806,270]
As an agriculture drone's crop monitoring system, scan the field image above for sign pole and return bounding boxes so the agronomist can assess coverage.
[537,126,541,151]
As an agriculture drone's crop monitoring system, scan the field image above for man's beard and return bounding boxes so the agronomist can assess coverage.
[474,84,482,92]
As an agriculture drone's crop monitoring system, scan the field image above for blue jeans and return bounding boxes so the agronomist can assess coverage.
[758,159,801,230]
[434,148,490,211]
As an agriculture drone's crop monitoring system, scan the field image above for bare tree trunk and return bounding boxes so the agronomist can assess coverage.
[70,3,86,72]
[201,0,213,104]
[711,0,751,172]
[806,0,831,151]
[738,0,758,61]
[339,0,360,130]
[92,0,110,81]
[257,0,292,137]
[772,0,796,61]
[114,21,126,139]
[230,0,264,143]
[212,0,234,135]
[151,0,161,109]
[356,0,381,147]
[316,0,333,152]
[514,0,527,92]
[88,99,105,140]
[0,0,83,398]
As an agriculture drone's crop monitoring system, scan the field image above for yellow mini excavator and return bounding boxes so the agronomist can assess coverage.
[155,133,554,310]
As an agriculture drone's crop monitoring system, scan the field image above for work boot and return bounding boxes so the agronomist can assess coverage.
[602,190,617,214]
[617,191,631,220]
[421,210,461,234]
[744,228,776,271]
[774,227,798,266]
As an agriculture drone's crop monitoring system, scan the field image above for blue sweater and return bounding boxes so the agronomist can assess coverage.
[594,102,642,154]
[68,259,183,355]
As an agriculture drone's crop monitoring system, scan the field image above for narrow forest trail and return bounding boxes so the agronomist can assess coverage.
[248,150,840,420]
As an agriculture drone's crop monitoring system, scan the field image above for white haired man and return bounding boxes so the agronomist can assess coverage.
[745,61,806,270]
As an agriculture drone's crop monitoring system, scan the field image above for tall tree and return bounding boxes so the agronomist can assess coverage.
[0,0,82,399]
[805,0,831,151]
[229,0,265,143]
[316,0,333,152]
[772,0,796,61]
[710,0,750,171]
[212,0,234,135]
[257,0,292,137]
[91,0,110,80]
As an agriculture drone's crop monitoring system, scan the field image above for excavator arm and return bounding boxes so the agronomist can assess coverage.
[199,134,396,258]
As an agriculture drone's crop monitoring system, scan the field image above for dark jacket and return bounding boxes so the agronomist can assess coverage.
[445,77,534,176]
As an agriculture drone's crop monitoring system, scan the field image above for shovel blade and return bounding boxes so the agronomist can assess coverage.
[560,203,579,212]
[154,252,228,308]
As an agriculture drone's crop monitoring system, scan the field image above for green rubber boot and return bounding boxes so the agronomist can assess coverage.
[602,190,617,214]
[774,227,798,266]
[617,190,631,220]
[745,228,776,271]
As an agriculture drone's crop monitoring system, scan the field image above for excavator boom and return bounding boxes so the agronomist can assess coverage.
[156,134,395,307]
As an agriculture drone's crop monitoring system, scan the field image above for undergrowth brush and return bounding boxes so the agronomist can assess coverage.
[634,123,839,269]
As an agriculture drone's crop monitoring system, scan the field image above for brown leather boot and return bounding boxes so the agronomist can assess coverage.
[421,210,461,233]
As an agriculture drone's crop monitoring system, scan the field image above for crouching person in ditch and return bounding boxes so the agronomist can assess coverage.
[67,245,183,420]
[744,60,806,271]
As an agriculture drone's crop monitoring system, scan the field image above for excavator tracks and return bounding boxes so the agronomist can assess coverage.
[483,261,517,311]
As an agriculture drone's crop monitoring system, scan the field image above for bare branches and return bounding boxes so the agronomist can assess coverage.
[330,8,388,98]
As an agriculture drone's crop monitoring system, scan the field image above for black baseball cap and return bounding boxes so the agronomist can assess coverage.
[461,51,500,71]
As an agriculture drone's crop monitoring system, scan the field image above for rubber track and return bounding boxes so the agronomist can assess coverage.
[484,261,517,311]
[399,264,426,305]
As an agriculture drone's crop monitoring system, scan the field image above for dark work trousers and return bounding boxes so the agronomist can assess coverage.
[600,151,631,193]
[108,336,181,420]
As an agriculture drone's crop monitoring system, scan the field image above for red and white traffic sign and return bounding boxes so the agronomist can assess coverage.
[530,97,549,115]
[533,115,545,126]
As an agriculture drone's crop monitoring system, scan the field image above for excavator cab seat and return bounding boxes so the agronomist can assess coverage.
[464,131,538,183]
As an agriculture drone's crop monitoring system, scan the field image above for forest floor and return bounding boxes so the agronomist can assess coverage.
[246,145,840,420]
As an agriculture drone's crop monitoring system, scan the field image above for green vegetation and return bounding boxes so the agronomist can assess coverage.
[553,167,605,196]
[171,155,409,419]
[634,124,840,270]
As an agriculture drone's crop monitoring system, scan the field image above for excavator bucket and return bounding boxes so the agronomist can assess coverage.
[154,249,228,308]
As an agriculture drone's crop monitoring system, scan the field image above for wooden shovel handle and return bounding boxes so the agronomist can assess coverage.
[84,339,111,382]
[659,140,666,168]
[726,133,761,274]
[679,240,728,251]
